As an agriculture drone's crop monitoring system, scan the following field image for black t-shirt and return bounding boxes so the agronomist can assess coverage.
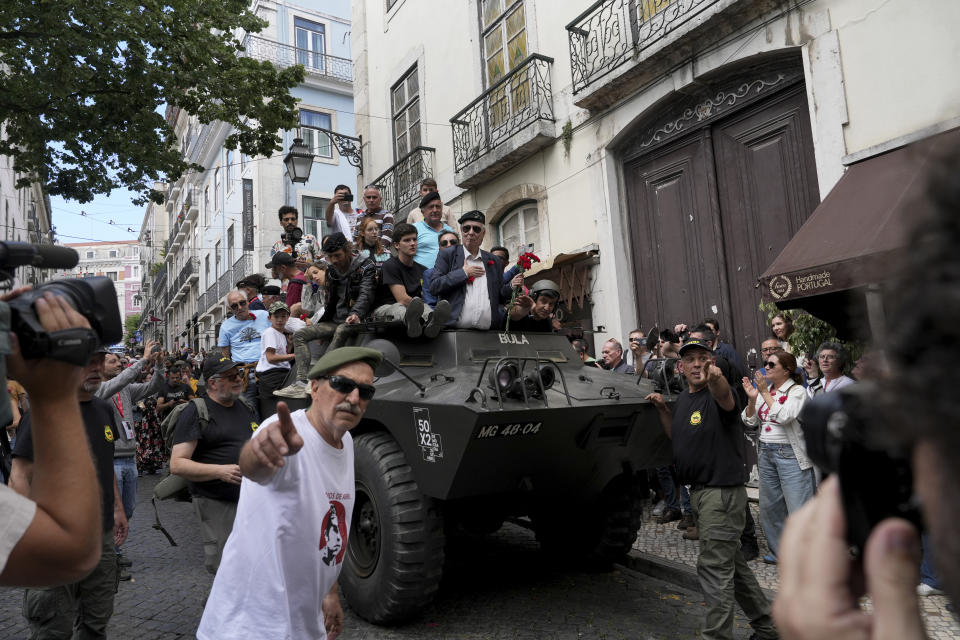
[171,397,258,502]
[379,256,426,305]
[159,381,195,414]
[670,387,748,487]
[14,398,117,532]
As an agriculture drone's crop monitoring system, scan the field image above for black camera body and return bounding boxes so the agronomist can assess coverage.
[800,384,923,556]
[645,357,686,394]
[281,226,304,248]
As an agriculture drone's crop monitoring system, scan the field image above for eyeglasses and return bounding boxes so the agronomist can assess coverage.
[439,239,459,247]
[629,337,644,343]
[318,375,376,400]
[818,354,838,361]
[211,371,243,382]
[461,224,484,234]
[229,300,248,310]
[761,346,779,353]
[764,361,778,369]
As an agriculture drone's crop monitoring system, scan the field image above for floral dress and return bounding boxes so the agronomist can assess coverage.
[136,395,166,474]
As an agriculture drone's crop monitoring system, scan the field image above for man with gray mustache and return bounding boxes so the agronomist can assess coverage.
[197,346,382,640]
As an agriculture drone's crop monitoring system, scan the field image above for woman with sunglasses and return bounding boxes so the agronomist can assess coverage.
[741,349,812,564]
[422,231,459,308]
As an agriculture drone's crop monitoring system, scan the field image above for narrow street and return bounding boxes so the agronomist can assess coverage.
[0,475,760,639]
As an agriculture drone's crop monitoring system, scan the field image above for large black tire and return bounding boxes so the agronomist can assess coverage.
[534,473,645,565]
[340,431,445,624]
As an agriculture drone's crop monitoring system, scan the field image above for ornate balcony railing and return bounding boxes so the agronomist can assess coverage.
[153,264,167,294]
[244,36,352,84]
[567,0,719,94]
[450,55,554,173]
[371,146,436,216]
[173,257,198,295]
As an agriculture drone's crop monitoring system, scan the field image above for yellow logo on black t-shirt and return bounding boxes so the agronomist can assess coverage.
[689,410,702,426]
[104,425,114,442]
[251,422,259,432]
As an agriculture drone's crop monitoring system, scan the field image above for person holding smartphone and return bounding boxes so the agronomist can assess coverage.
[324,184,359,238]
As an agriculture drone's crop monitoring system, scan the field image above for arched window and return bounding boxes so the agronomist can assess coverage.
[497,200,539,256]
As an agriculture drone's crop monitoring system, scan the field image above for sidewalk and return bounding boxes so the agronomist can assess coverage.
[627,498,960,639]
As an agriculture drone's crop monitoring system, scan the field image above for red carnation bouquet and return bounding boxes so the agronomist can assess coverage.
[504,252,540,333]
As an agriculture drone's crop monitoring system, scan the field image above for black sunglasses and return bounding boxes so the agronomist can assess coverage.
[229,300,248,310]
[212,371,244,382]
[439,239,459,247]
[461,224,484,234]
[318,375,376,400]
[764,361,778,369]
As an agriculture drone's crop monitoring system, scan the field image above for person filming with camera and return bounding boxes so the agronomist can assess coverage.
[270,205,319,270]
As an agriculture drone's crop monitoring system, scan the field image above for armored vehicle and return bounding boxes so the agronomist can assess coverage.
[272,329,673,624]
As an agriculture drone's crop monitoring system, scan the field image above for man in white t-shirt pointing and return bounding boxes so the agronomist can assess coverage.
[197,346,382,640]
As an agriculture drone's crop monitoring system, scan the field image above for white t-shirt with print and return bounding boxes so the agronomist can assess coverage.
[256,326,290,373]
[197,410,355,640]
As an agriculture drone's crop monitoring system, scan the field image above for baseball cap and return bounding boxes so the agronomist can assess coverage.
[678,337,713,356]
[268,301,290,315]
[202,354,241,380]
[265,252,294,269]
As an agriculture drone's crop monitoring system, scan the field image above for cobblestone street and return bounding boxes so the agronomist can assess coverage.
[1,476,957,639]
[0,476,752,639]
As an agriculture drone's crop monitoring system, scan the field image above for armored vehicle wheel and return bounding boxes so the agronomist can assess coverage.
[341,431,445,624]
[534,473,644,564]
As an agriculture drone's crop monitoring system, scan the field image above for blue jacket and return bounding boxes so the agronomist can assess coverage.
[428,246,512,328]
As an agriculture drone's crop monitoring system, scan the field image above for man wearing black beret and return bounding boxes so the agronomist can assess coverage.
[428,210,512,330]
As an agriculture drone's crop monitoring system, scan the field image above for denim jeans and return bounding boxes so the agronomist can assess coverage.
[658,466,691,514]
[758,442,816,557]
[921,533,942,589]
[113,457,137,519]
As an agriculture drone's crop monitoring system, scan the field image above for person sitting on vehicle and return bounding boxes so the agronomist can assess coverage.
[256,302,297,413]
[428,210,512,330]
[508,279,562,332]
[423,230,458,308]
[372,223,451,339]
[274,233,377,399]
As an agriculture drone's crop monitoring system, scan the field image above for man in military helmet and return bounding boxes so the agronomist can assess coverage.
[508,279,562,332]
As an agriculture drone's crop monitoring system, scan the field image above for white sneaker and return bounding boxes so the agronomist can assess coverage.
[651,500,666,517]
[917,583,944,596]
[273,380,309,399]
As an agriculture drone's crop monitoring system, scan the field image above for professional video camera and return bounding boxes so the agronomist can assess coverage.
[800,383,923,556]
[281,226,304,249]
[0,242,123,427]
[645,357,685,394]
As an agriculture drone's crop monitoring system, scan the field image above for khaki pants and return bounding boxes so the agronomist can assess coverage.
[291,322,359,381]
[193,496,238,575]
[690,485,777,640]
[22,536,118,640]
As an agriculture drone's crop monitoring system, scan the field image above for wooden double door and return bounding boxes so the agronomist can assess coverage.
[624,83,820,359]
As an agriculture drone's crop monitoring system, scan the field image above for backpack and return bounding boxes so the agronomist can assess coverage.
[150,395,255,546]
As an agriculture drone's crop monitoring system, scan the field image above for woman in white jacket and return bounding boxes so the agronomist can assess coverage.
[741,349,812,564]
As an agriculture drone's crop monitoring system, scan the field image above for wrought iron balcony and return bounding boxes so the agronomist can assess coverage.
[566,0,770,108]
[153,264,167,294]
[244,36,352,84]
[371,147,436,218]
[184,186,200,223]
[450,54,555,188]
[172,257,199,299]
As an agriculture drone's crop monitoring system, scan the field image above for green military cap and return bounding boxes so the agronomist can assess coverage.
[307,346,383,379]
[268,301,290,315]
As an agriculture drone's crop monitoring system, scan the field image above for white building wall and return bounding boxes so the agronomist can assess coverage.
[354,0,960,350]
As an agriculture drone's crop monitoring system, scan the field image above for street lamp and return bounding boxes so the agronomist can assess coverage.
[283,132,314,184]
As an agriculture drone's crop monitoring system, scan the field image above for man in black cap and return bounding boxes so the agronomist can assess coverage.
[236,274,267,311]
[429,210,512,330]
[198,347,382,640]
[413,189,455,268]
[266,251,306,307]
[169,354,258,575]
[645,337,777,640]
[275,233,378,399]
[407,177,458,229]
